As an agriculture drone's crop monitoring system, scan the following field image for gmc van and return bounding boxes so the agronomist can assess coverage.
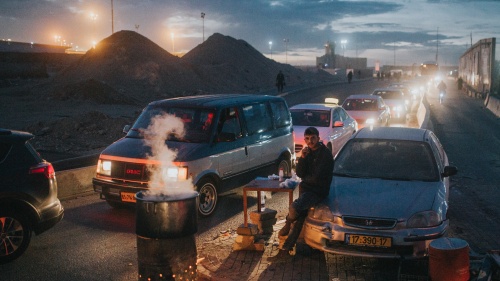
[93,94,294,216]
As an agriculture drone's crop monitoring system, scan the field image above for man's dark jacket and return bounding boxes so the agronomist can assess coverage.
[295,142,334,198]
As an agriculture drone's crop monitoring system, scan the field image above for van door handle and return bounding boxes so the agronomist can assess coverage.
[245,146,248,155]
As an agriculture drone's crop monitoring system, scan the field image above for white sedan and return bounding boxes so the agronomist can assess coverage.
[290,98,358,157]
[303,127,457,259]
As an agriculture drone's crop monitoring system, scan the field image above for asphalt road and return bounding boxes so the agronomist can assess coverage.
[2,78,499,280]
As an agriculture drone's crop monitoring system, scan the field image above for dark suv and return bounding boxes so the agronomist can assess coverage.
[0,128,64,264]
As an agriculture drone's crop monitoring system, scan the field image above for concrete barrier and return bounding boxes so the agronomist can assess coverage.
[485,95,500,118]
[56,166,96,200]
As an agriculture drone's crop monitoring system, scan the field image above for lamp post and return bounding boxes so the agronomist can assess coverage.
[201,12,205,42]
[269,41,273,59]
[90,12,98,43]
[283,38,289,64]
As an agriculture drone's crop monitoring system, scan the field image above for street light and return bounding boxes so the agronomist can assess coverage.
[283,38,289,64]
[90,12,98,42]
[201,12,205,42]
[269,41,273,59]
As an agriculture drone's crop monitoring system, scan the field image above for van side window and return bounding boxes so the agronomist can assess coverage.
[217,107,242,141]
[242,103,273,135]
[270,101,291,128]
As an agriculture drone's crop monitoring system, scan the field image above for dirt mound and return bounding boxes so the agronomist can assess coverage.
[50,79,137,105]
[25,111,134,155]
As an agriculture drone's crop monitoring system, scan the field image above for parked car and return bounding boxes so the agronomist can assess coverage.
[93,94,295,216]
[0,128,64,264]
[341,94,391,129]
[290,98,358,157]
[303,127,457,259]
[371,88,409,121]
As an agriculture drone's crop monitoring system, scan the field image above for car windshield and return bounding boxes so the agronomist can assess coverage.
[373,91,403,99]
[291,109,330,127]
[334,139,439,181]
[342,99,378,111]
[126,107,216,143]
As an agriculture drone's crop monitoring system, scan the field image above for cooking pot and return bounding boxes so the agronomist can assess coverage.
[135,190,199,239]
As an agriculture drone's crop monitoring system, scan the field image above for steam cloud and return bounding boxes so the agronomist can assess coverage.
[141,113,195,196]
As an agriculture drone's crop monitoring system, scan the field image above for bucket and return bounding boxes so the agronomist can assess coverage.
[428,237,469,281]
[135,190,199,281]
[135,190,199,239]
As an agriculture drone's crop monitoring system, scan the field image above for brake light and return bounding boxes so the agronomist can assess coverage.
[29,163,56,179]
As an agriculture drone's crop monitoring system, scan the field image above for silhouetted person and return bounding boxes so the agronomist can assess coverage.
[347,71,353,83]
[276,70,285,93]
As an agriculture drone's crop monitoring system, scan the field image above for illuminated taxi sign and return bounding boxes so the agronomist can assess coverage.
[324,98,339,105]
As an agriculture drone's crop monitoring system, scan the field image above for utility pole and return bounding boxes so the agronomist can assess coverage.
[201,12,205,42]
[436,27,439,64]
[111,0,114,34]
[283,38,289,64]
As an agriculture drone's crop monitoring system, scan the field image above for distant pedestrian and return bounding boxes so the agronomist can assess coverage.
[347,70,353,83]
[377,71,381,80]
[276,70,285,93]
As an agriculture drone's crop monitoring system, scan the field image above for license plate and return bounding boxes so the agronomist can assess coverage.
[346,234,392,248]
[121,192,137,203]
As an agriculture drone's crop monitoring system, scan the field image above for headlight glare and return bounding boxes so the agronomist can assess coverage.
[309,205,335,222]
[97,160,112,176]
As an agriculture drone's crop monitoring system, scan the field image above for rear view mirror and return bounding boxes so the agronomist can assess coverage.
[442,166,458,177]
[333,121,344,128]
[123,125,131,134]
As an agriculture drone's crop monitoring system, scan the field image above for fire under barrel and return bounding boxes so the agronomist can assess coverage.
[135,190,199,281]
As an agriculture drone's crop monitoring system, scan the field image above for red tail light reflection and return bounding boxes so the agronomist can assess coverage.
[29,163,56,179]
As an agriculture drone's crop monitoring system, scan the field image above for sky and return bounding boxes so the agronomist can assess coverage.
[1,0,499,67]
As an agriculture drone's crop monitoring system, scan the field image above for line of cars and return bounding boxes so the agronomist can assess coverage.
[290,82,456,259]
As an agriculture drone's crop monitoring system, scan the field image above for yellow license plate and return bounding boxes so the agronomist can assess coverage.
[346,234,392,248]
[120,192,137,203]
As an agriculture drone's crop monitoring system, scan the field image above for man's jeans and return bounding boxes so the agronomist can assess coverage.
[283,191,322,249]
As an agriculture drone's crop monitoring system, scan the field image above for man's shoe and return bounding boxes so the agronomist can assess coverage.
[278,222,291,237]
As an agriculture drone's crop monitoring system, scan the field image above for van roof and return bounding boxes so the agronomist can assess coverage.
[147,94,284,109]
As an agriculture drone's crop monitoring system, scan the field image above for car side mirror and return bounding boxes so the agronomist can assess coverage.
[333,121,344,128]
[123,125,131,134]
[442,166,458,177]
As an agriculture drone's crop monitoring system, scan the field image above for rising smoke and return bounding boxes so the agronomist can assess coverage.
[141,113,195,196]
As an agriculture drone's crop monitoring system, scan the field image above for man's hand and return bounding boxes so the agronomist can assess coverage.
[301,147,310,158]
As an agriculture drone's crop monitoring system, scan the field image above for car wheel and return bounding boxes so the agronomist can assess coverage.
[0,211,33,264]
[197,178,218,217]
[278,156,292,177]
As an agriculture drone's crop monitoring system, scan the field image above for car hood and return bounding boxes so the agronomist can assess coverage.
[100,137,210,162]
[326,176,444,219]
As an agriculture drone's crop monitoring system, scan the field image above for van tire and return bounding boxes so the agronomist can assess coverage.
[278,156,292,177]
[197,178,218,217]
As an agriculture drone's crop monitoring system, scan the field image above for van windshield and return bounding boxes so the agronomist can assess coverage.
[127,107,216,143]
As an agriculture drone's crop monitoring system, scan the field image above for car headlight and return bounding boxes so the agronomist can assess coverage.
[308,204,335,222]
[393,106,401,112]
[161,166,188,181]
[365,118,375,125]
[97,159,112,176]
[407,211,442,228]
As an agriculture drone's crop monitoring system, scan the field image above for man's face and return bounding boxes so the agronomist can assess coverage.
[304,134,320,149]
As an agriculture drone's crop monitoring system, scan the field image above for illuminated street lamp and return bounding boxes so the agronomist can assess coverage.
[269,41,273,59]
[283,38,289,64]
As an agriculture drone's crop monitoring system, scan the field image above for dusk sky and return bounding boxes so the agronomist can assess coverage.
[1,0,498,67]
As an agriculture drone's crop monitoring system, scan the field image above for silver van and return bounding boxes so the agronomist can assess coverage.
[93,94,295,216]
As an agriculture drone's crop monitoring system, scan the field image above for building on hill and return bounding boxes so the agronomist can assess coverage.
[316,41,367,70]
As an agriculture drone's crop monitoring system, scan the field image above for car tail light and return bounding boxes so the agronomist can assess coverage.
[29,162,56,179]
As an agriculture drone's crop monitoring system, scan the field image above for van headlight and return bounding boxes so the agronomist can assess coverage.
[161,166,188,181]
[97,159,112,176]
[365,118,375,125]
[407,211,442,228]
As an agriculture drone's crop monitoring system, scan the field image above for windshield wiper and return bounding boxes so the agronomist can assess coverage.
[333,172,370,178]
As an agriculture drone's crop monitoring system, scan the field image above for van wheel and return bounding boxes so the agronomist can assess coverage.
[197,178,218,217]
[0,211,32,264]
[278,157,292,177]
